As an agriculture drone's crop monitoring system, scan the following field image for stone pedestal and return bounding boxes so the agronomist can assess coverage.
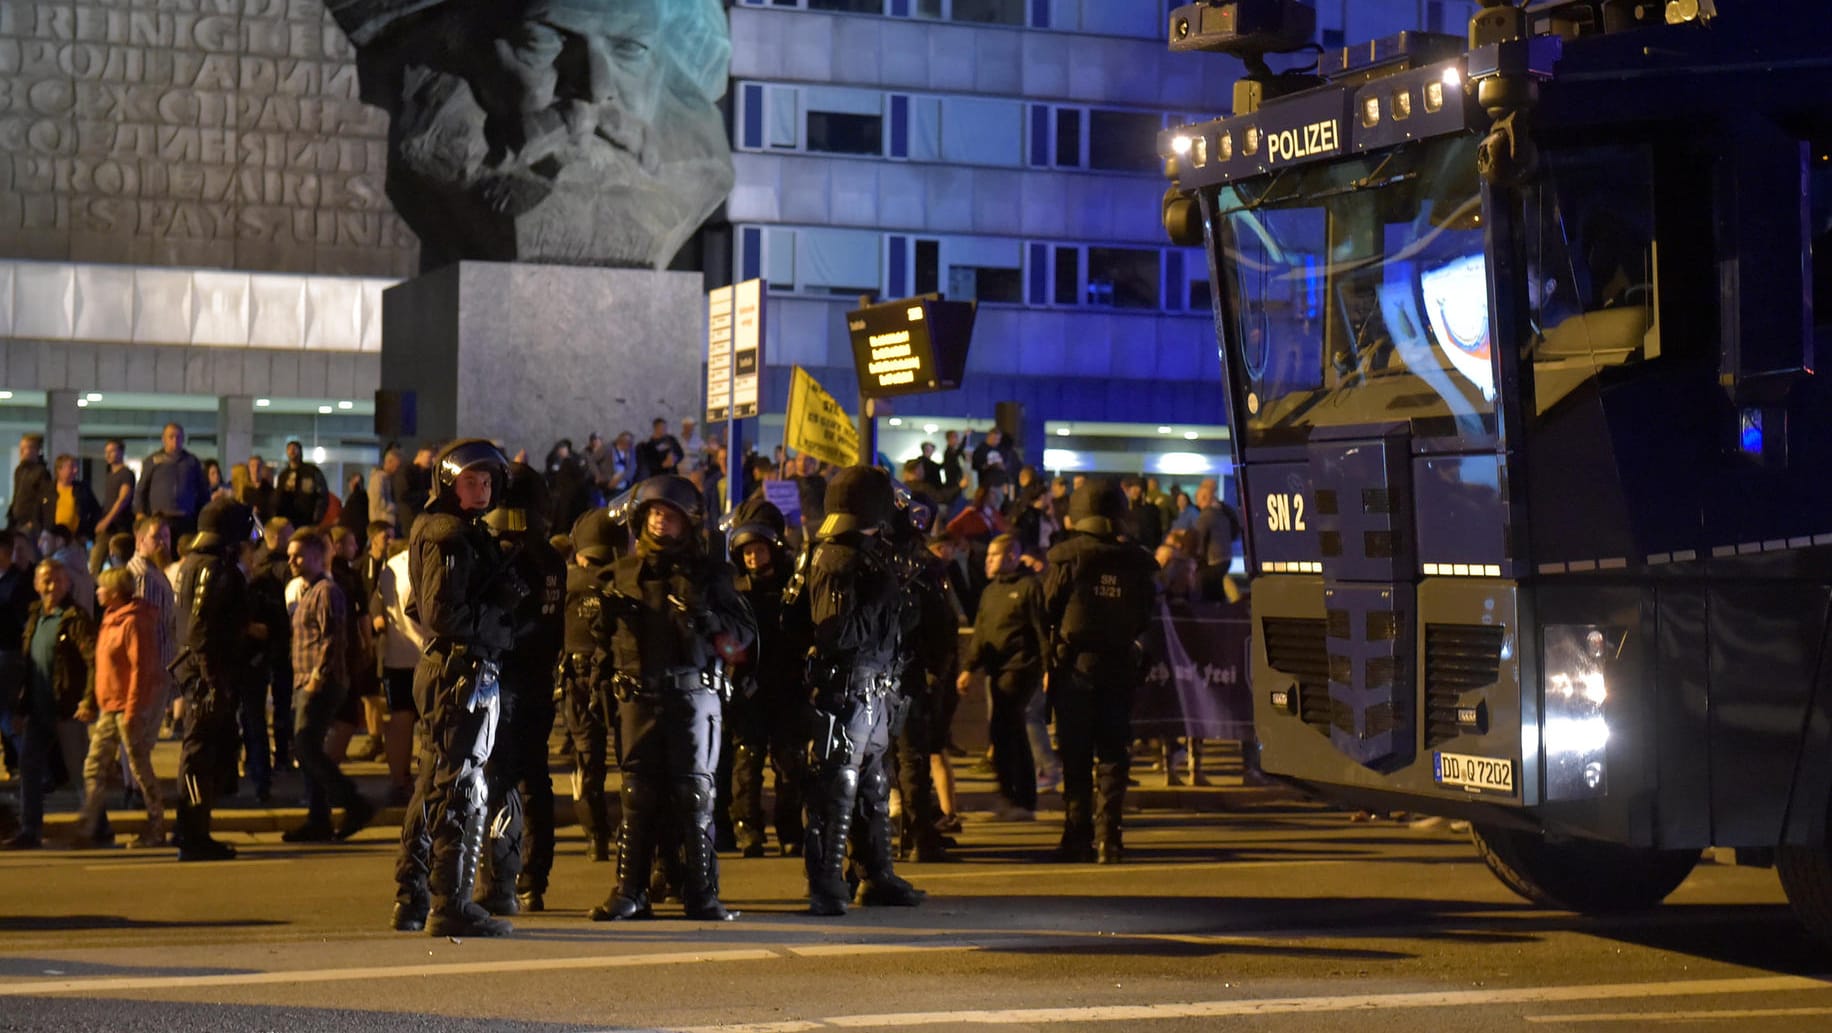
[381,263,704,457]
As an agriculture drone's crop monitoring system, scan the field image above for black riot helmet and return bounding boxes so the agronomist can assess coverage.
[820,465,895,537]
[631,475,705,550]
[890,480,937,536]
[483,462,549,539]
[727,497,787,553]
[570,507,628,564]
[432,438,509,514]
[191,498,256,552]
[1067,478,1128,538]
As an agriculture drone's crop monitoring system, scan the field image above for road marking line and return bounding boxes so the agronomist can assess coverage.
[0,949,780,997]
[783,944,969,958]
[642,975,1832,1032]
[82,859,293,873]
[908,859,1347,882]
[1525,1006,1832,1024]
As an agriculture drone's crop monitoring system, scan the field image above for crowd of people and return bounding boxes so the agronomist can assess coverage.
[1,414,1244,934]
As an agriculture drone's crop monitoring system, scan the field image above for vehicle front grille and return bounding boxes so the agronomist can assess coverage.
[1263,616,1335,735]
[1424,623,1506,747]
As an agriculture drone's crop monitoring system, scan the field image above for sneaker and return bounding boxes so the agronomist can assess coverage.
[129,831,168,850]
[0,832,42,850]
[1035,768,1062,793]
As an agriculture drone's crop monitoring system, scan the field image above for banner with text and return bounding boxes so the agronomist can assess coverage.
[1131,598,1255,740]
[784,365,860,468]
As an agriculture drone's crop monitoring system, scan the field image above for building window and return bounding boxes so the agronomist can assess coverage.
[915,239,940,295]
[1087,247,1161,308]
[1088,110,1165,173]
[941,97,1024,166]
[808,0,883,11]
[945,238,1024,304]
[807,111,882,155]
[801,85,884,155]
[951,0,1024,24]
[1055,108,1083,167]
[1054,246,1080,305]
[796,227,882,296]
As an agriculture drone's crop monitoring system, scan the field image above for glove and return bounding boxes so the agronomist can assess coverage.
[488,573,531,611]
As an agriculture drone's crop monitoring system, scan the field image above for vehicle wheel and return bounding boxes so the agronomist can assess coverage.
[1778,818,1832,944]
[1469,823,1699,913]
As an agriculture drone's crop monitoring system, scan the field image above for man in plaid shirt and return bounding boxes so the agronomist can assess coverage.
[284,527,375,843]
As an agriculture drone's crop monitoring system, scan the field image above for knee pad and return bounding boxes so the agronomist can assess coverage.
[458,763,489,812]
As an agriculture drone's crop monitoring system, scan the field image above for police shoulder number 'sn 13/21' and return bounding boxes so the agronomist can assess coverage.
[1265,493,1306,533]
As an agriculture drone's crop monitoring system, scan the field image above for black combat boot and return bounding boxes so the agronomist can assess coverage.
[588,791,613,862]
[1095,756,1127,865]
[854,764,925,907]
[731,740,769,858]
[1054,790,1097,861]
[590,779,656,921]
[679,780,739,921]
[175,803,236,862]
[428,813,513,937]
[805,767,860,916]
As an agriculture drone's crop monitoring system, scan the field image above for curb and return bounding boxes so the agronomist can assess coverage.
[39,783,1299,838]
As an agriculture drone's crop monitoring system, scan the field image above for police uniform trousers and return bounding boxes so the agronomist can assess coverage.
[395,650,500,915]
[481,658,558,901]
[557,653,614,857]
[989,670,1041,812]
[889,668,945,857]
[1051,656,1135,852]
[804,679,900,904]
[727,684,810,855]
[610,674,724,912]
[176,676,242,846]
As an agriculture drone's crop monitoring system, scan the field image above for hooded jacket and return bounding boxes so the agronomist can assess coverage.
[95,598,161,715]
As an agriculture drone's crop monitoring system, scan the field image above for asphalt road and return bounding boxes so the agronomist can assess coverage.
[1,800,1827,1032]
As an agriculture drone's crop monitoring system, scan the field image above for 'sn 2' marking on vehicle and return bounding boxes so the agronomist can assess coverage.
[1265,493,1307,533]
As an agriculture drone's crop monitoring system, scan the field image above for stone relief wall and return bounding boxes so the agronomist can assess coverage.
[0,0,418,278]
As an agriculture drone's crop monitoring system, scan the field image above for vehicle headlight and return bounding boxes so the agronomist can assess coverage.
[1542,625,1617,801]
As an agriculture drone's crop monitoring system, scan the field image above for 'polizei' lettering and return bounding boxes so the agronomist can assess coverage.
[1266,118,1341,165]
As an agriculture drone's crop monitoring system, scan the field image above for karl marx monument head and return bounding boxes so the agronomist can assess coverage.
[328,0,734,271]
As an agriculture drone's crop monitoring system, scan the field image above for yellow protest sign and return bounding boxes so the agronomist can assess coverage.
[784,365,860,468]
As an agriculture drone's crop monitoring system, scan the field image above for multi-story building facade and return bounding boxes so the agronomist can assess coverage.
[720,0,1481,479]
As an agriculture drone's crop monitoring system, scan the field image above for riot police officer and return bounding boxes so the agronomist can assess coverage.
[1043,479,1160,864]
[589,476,755,922]
[890,493,957,862]
[171,498,256,862]
[477,463,567,915]
[558,507,628,864]
[803,466,925,916]
[726,498,811,858]
[392,439,524,937]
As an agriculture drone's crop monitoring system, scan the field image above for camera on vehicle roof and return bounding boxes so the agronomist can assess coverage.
[1168,0,1316,56]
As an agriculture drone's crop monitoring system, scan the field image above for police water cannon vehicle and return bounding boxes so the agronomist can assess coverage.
[1159,0,1832,938]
